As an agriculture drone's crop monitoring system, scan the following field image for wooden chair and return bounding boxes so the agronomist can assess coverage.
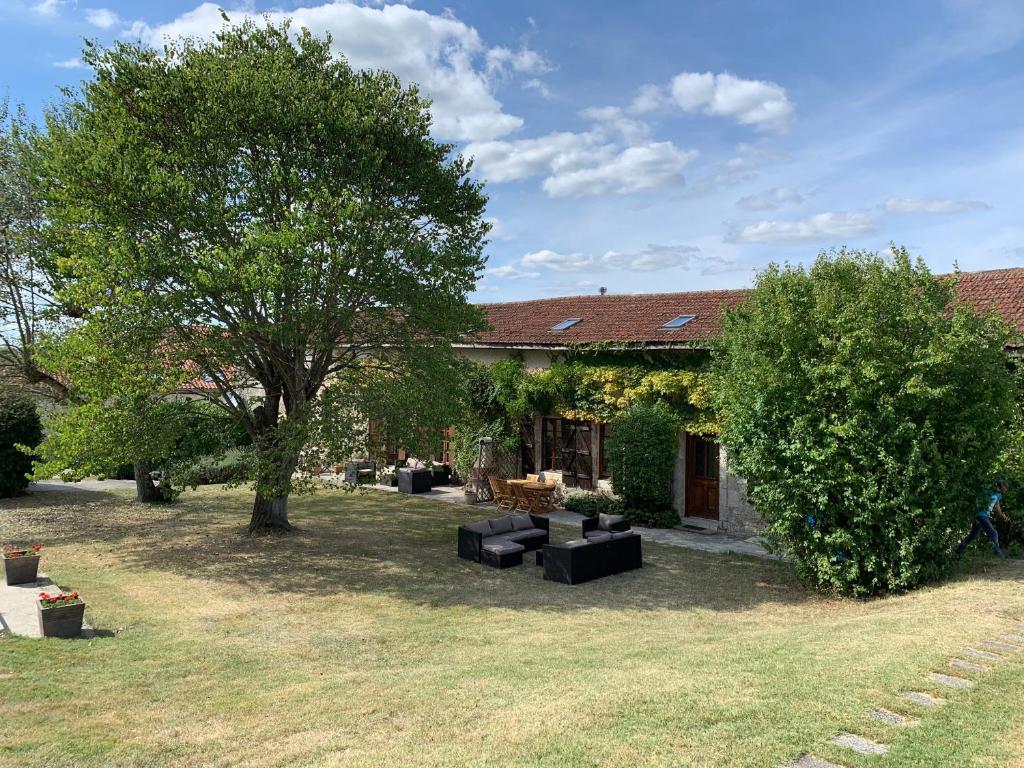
[522,484,555,515]
[488,475,516,511]
[508,481,531,512]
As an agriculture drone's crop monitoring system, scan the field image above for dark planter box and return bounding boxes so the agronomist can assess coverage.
[37,601,86,638]
[398,468,432,494]
[3,555,40,586]
[429,465,453,487]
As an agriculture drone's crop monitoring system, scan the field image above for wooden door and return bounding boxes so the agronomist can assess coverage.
[559,420,594,490]
[685,434,720,519]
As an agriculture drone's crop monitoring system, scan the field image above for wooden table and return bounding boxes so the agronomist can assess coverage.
[507,479,556,514]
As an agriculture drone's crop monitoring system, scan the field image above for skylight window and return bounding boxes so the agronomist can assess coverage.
[660,314,695,329]
[550,318,582,331]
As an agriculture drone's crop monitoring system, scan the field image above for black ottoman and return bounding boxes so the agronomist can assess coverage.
[480,540,525,569]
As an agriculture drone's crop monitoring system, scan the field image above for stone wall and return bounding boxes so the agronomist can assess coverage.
[718,446,761,536]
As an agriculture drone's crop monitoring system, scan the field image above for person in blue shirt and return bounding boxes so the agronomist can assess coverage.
[955,480,1009,559]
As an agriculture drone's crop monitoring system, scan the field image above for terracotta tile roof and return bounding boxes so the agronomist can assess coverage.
[471,267,1024,348]
[952,268,1024,347]
[471,288,749,347]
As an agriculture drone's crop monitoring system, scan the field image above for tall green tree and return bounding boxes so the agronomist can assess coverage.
[713,248,1015,595]
[38,20,487,532]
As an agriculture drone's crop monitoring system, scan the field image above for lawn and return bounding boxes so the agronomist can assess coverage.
[1,486,1023,768]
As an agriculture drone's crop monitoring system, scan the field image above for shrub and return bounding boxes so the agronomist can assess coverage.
[169,449,251,487]
[563,492,624,517]
[623,506,680,528]
[0,388,43,497]
[605,402,678,511]
[713,249,1016,596]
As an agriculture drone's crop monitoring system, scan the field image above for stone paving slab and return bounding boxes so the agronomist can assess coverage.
[831,734,888,755]
[928,672,973,689]
[899,691,943,707]
[869,708,916,727]
[949,659,988,672]
[1012,623,1024,632]
[1004,633,1024,643]
[981,639,1021,653]
[0,574,93,639]
[786,755,845,768]
[961,647,1003,661]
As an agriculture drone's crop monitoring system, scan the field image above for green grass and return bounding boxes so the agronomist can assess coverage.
[1,485,1022,768]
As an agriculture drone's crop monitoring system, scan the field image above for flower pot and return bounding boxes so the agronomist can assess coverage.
[463,489,478,505]
[3,554,40,586]
[37,600,86,638]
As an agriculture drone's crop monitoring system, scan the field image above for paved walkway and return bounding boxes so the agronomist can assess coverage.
[28,478,137,493]
[0,574,95,639]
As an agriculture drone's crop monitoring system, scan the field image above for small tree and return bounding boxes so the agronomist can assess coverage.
[605,401,678,512]
[713,248,1015,595]
[0,387,42,497]
[37,20,487,532]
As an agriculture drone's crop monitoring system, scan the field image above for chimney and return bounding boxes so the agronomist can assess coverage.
[599,286,607,296]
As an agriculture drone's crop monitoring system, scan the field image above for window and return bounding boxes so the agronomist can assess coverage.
[550,318,582,331]
[659,314,695,329]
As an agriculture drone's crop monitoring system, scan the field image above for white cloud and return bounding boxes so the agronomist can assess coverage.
[522,244,719,273]
[671,72,794,131]
[487,264,539,279]
[522,78,552,99]
[85,7,119,28]
[33,0,64,16]
[630,83,672,114]
[52,58,85,69]
[735,212,876,244]
[467,132,592,183]
[542,141,697,198]
[883,197,990,214]
[736,187,804,211]
[130,1,543,142]
[579,105,649,143]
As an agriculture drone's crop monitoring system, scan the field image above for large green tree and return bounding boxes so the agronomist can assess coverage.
[713,248,1015,595]
[38,20,487,532]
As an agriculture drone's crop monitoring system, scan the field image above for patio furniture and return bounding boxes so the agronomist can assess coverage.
[525,473,540,482]
[509,479,556,515]
[429,464,453,487]
[458,513,550,568]
[487,475,517,511]
[344,460,377,485]
[542,532,642,585]
[398,467,432,494]
[582,512,631,539]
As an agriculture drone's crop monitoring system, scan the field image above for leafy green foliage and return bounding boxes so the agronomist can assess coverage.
[605,401,678,512]
[713,248,1015,595]
[0,387,42,496]
[35,20,488,530]
[563,492,624,517]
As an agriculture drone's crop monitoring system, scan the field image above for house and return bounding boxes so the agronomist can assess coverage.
[455,267,1024,535]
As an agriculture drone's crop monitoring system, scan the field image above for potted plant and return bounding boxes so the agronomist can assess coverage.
[3,543,42,586]
[378,466,398,487]
[463,483,477,504]
[37,591,86,638]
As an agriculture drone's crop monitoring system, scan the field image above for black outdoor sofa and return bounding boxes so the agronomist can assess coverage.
[458,513,550,568]
[541,512,643,584]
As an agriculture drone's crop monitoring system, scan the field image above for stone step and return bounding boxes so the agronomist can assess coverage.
[900,691,943,707]
[831,733,888,756]
[928,672,973,689]
[949,659,988,672]
[869,708,916,727]
[786,755,845,768]
[1004,633,1024,644]
[981,639,1021,653]
[961,647,1003,661]
[1011,623,1024,632]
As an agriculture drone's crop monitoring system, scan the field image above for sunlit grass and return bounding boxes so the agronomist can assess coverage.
[1,485,1022,767]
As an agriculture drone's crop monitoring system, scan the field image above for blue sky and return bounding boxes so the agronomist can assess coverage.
[2,0,1023,301]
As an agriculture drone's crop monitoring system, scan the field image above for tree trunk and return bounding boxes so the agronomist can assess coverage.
[133,460,162,503]
[249,491,292,533]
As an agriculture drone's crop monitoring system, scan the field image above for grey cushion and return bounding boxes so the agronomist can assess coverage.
[505,528,546,542]
[482,539,525,555]
[584,530,613,542]
[599,513,628,531]
[609,530,635,540]
[562,538,591,548]
[489,515,515,534]
[464,521,492,536]
[510,514,534,531]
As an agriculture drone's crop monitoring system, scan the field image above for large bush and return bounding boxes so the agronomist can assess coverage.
[713,249,1016,596]
[0,388,43,496]
[605,402,678,513]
